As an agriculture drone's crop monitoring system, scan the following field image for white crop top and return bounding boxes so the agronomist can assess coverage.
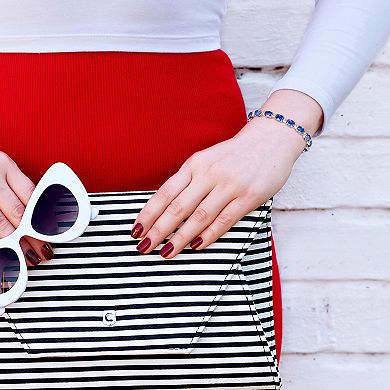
[0,0,227,53]
[0,0,389,137]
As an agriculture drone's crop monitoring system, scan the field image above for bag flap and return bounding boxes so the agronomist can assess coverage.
[3,191,272,357]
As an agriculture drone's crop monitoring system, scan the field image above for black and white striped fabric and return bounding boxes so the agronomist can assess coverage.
[0,190,281,389]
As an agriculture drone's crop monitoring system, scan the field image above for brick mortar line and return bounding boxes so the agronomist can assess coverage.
[233,63,390,75]
[273,207,390,211]
[282,352,390,356]
[281,279,390,284]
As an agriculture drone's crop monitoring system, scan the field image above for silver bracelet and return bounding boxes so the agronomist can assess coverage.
[247,109,313,152]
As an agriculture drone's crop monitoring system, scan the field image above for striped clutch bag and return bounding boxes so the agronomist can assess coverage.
[1,190,281,390]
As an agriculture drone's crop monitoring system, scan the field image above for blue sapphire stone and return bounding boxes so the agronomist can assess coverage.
[254,109,262,117]
[307,139,313,146]
[275,114,284,121]
[297,126,305,133]
[286,119,295,126]
[248,111,254,120]
[264,110,273,117]
[304,134,311,141]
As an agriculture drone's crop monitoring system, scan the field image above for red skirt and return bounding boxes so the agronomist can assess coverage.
[0,49,282,361]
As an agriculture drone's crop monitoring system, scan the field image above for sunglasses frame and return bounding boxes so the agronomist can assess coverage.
[0,162,99,315]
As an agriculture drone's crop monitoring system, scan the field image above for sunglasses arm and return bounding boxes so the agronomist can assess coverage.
[90,206,100,221]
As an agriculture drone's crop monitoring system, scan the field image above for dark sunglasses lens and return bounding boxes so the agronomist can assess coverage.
[0,248,20,294]
[31,184,79,236]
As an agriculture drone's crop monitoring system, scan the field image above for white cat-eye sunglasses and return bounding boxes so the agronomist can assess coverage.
[0,162,99,315]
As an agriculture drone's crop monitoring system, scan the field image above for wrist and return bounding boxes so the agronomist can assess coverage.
[243,116,309,163]
[262,89,324,137]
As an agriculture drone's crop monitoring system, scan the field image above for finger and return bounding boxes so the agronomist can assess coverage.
[24,236,54,262]
[130,168,192,239]
[0,180,54,262]
[158,184,237,258]
[136,178,214,254]
[189,197,254,252]
[5,158,37,205]
[0,160,54,260]
[0,208,16,239]
[19,237,43,267]
[0,182,27,231]
[0,208,40,267]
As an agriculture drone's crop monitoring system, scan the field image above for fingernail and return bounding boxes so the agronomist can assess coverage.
[136,237,151,253]
[160,242,174,258]
[41,243,54,260]
[190,236,203,250]
[26,249,41,266]
[131,223,144,238]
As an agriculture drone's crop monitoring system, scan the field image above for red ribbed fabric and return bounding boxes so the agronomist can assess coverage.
[0,50,282,361]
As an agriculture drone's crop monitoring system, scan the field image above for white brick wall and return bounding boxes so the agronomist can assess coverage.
[221,1,390,388]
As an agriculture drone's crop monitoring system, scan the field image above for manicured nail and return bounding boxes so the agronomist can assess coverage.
[26,249,41,266]
[136,237,151,253]
[131,223,144,238]
[41,243,54,260]
[190,236,203,250]
[160,242,174,258]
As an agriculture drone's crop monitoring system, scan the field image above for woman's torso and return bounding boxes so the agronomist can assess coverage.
[0,1,283,363]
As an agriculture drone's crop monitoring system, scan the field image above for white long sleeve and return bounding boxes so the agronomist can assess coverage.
[267,0,390,138]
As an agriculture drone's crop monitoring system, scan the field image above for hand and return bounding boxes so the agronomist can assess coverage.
[0,152,54,266]
[130,113,307,259]
[130,89,324,259]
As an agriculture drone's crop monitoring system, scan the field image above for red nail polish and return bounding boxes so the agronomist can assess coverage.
[26,249,41,266]
[160,242,174,258]
[41,243,54,260]
[136,237,151,253]
[190,236,203,250]
[131,222,144,238]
